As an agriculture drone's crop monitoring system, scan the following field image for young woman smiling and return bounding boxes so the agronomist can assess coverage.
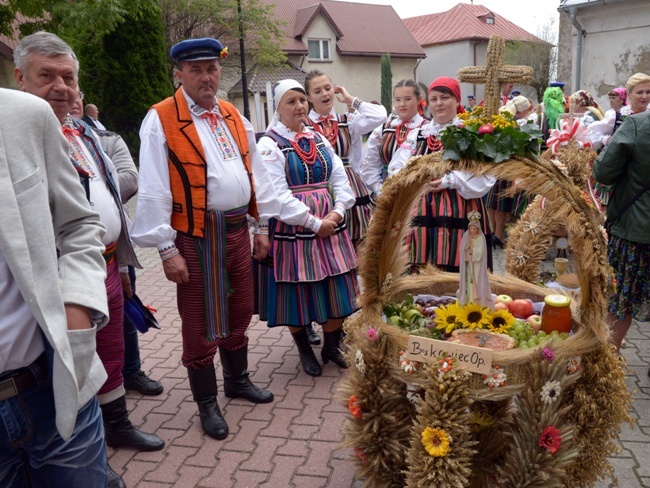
[360,79,427,196]
[256,79,358,377]
[390,77,494,273]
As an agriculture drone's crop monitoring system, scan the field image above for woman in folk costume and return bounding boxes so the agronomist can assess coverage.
[257,79,358,377]
[305,69,387,246]
[360,79,428,196]
[390,76,495,272]
[458,211,493,308]
[569,89,606,127]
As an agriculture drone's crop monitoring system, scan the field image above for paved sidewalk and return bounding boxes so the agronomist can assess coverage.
[110,245,650,487]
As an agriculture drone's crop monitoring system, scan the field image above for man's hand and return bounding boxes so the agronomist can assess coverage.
[253,234,270,261]
[121,272,133,299]
[65,304,93,330]
[163,253,190,284]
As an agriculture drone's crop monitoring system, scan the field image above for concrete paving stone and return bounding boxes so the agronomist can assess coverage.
[303,374,343,399]
[327,458,359,488]
[172,466,212,488]
[275,385,314,410]
[144,446,198,483]
[276,439,310,457]
[222,419,270,452]
[323,397,348,414]
[289,423,321,440]
[261,345,295,364]
[161,400,198,431]
[170,426,207,449]
[290,475,329,488]
[241,399,275,422]
[121,460,159,487]
[295,440,338,478]
[313,412,348,442]
[195,450,249,486]
[293,397,329,425]
[259,408,301,437]
[233,470,269,488]
[184,438,228,467]
[619,422,650,443]
[239,437,287,472]
[255,454,302,488]
[630,440,650,478]
[222,403,256,432]
[133,481,172,488]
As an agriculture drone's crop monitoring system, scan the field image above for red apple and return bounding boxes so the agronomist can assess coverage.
[526,314,543,332]
[494,294,513,305]
[507,299,534,319]
[494,302,509,311]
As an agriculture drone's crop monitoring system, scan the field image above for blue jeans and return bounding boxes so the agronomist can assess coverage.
[123,265,141,380]
[0,358,108,488]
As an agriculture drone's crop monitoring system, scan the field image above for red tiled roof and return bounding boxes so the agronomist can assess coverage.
[403,3,544,47]
[260,0,425,58]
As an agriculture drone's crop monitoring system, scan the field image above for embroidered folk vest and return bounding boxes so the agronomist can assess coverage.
[153,88,258,238]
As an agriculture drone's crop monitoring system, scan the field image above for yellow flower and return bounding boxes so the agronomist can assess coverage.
[487,309,516,334]
[421,427,450,457]
[468,411,495,432]
[458,303,490,330]
[434,302,463,334]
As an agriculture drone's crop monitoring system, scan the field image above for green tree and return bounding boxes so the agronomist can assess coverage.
[381,53,392,115]
[77,4,173,154]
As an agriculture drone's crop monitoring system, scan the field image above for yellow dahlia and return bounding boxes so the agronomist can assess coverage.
[434,302,463,334]
[487,309,516,334]
[421,427,450,457]
[458,303,490,330]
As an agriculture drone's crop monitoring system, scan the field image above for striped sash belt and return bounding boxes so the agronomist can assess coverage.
[196,204,249,341]
[289,181,332,196]
[103,241,118,264]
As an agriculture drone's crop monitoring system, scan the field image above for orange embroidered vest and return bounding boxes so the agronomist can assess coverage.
[153,88,258,238]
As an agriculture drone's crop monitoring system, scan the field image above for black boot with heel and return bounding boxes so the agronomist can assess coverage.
[291,328,322,377]
[187,365,229,440]
[321,330,347,369]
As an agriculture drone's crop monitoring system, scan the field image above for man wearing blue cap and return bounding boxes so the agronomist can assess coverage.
[132,38,275,441]
[465,94,476,112]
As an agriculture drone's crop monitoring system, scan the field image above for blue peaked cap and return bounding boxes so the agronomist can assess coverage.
[549,81,565,88]
[170,38,224,63]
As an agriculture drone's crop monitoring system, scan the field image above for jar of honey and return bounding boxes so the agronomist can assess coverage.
[541,294,572,334]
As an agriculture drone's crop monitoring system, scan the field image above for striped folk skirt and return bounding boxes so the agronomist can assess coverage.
[260,183,359,327]
[408,189,493,272]
[96,254,125,397]
[486,179,516,213]
[343,165,374,243]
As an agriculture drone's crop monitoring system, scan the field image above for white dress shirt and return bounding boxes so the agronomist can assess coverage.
[256,122,355,226]
[389,118,496,199]
[131,89,272,251]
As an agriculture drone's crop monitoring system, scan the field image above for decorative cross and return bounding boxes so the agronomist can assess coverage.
[457,35,533,118]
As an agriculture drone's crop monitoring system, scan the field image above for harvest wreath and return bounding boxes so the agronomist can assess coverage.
[338,36,632,488]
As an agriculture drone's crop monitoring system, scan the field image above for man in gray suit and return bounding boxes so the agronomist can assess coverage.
[0,88,109,486]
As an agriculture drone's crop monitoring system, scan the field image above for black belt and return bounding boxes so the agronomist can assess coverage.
[0,354,47,402]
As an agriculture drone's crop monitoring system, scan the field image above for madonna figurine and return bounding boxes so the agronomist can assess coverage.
[458,211,493,308]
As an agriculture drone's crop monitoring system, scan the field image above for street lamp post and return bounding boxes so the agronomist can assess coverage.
[238,0,250,121]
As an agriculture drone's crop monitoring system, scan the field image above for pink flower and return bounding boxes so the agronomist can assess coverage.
[478,123,494,135]
[366,328,378,342]
[539,426,562,454]
[542,347,555,362]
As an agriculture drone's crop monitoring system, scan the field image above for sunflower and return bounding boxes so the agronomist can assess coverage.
[468,411,495,433]
[487,309,515,334]
[434,302,463,334]
[421,427,450,457]
[458,303,490,330]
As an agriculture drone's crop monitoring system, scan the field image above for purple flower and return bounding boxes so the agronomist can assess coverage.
[542,347,555,362]
[366,328,378,342]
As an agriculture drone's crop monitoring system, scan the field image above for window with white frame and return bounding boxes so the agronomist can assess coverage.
[307,39,331,61]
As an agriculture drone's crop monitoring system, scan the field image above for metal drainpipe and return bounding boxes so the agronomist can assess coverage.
[570,7,583,92]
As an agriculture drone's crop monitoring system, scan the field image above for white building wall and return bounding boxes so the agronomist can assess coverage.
[569,0,650,108]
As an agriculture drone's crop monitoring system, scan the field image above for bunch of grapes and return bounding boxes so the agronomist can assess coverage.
[507,320,569,349]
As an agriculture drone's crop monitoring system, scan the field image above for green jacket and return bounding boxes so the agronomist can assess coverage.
[594,111,650,244]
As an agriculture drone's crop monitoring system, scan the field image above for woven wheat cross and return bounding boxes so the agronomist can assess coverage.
[457,35,533,118]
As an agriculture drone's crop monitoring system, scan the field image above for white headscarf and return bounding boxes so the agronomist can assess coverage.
[267,79,305,131]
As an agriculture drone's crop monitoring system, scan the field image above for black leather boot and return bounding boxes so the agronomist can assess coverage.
[100,395,164,452]
[321,330,347,368]
[306,322,321,345]
[187,365,229,440]
[291,328,322,377]
[107,465,126,488]
[219,347,274,404]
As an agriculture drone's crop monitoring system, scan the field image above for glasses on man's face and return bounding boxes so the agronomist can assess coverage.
[78,91,84,101]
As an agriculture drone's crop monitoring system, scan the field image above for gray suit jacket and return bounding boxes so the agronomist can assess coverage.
[0,89,109,440]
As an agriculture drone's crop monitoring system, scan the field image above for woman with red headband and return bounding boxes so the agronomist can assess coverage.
[360,79,428,196]
[390,76,495,272]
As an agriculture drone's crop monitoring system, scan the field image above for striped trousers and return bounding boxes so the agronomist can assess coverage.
[176,225,254,369]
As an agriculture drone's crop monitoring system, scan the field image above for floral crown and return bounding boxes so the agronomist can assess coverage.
[467,210,481,223]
